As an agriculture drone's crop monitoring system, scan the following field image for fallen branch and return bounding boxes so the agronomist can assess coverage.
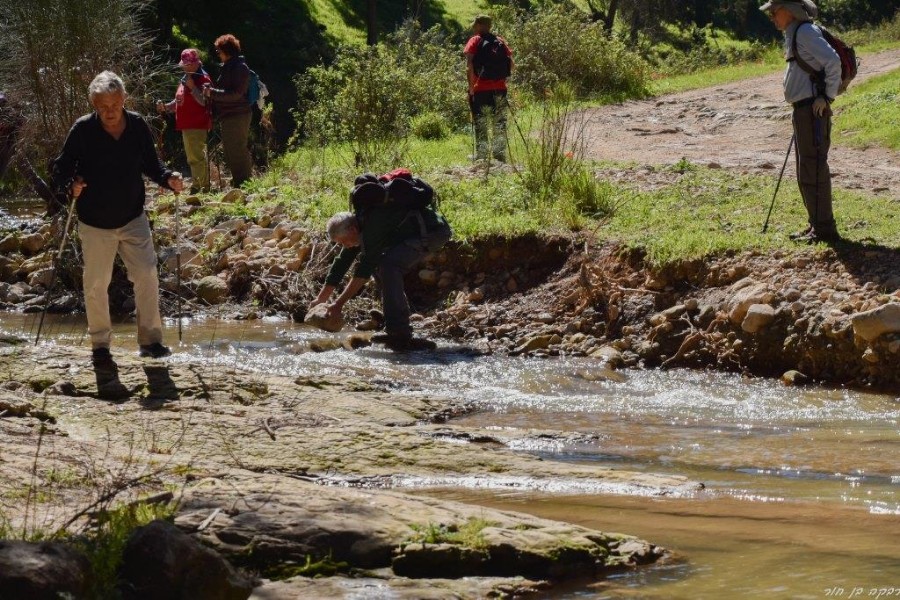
[197,507,221,532]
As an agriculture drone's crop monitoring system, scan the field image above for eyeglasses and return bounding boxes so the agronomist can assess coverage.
[767,7,782,18]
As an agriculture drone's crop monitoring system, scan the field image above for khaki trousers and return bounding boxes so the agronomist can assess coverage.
[219,112,252,187]
[182,129,209,191]
[78,213,163,349]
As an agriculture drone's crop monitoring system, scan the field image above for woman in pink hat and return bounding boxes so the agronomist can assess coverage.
[157,48,212,194]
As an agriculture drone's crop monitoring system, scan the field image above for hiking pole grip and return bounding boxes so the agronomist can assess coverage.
[762,133,795,234]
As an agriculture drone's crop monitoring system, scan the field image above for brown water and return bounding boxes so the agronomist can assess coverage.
[4,313,899,598]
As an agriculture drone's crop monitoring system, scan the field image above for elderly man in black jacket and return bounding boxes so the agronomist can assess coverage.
[53,71,183,365]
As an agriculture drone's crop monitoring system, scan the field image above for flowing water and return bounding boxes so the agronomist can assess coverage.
[3,313,899,598]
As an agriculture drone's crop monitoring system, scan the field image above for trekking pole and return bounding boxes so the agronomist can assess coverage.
[468,93,477,163]
[35,184,79,345]
[761,133,795,234]
[172,175,183,343]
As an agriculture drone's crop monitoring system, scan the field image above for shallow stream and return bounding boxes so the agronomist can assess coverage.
[4,313,899,599]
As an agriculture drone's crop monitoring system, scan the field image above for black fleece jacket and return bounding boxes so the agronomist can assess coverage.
[52,111,173,229]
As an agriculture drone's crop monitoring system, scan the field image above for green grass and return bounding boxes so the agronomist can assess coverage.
[406,518,496,550]
[833,67,900,150]
[225,135,898,270]
[650,51,783,95]
[602,162,899,265]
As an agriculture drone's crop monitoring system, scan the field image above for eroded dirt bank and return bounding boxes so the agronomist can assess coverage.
[417,235,900,391]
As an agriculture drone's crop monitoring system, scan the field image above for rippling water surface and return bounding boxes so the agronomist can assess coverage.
[5,314,899,598]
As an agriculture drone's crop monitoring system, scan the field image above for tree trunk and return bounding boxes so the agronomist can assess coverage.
[366,0,377,45]
[604,0,620,34]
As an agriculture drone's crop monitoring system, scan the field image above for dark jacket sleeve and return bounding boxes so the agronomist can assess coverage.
[51,122,83,196]
[325,246,361,287]
[137,117,173,188]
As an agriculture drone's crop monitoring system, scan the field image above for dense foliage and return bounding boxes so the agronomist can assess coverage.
[0,0,164,168]
[496,4,650,99]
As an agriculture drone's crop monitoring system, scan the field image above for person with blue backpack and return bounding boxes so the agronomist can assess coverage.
[203,34,253,188]
[464,14,513,163]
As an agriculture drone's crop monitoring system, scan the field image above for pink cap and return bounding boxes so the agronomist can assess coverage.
[178,49,201,66]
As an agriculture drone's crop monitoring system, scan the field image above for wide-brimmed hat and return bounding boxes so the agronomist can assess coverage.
[178,48,201,66]
[470,14,492,28]
[760,0,817,18]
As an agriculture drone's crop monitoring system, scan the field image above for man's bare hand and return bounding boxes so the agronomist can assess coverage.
[812,97,830,118]
[71,176,86,198]
[168,172,184,194]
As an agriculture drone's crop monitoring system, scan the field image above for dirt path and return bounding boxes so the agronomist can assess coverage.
[581,49,900,200]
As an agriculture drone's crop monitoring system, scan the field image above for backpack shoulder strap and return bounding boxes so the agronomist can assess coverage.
[790,21,819,77]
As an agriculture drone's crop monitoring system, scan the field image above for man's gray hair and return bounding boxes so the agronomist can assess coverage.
[88,71,126,100]
[326,212,357,240]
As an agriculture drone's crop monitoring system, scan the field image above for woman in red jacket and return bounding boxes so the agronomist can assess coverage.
[157,48,212,194]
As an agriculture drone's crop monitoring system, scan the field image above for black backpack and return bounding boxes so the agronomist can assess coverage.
[350,169,435,216]
[472,33,511,80]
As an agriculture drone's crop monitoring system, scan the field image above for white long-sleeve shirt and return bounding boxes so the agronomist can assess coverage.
[782,21,842,103]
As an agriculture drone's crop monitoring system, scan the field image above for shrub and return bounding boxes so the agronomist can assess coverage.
[0,0,165,170]
[410,112,450,140]
[294,21,467,168]
[496,4,650,100]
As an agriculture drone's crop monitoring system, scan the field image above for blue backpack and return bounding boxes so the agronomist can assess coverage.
[247,69,261,106]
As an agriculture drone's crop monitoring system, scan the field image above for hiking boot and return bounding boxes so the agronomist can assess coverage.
[92,347,115,368]
[814,228,841,243]
[789,225,813,241]
[792,227,841,245]
[139,343,172,359]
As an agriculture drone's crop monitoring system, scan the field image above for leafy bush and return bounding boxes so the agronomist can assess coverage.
[510,84,615,226]
[843,10,900,46]
[410,112,450,140]
[496,4,650,100]
[0,0,165,170]
[646,25,774,75]
[294,21,467,167]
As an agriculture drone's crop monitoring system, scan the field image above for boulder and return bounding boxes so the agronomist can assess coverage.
[246,227,275,241]
[0,234,19,253]
[19,233,46,255]
[195,276,229,305]
[418,269,438,285]
[0,540,91,600]
[118,520,253,600]
[27,268,54,289]
[725,279,776,325]
[304,303,344,333]
[222,189,246,204]
[741,304,776,333]
[781,370,810,386]
[588,345,623,367]
[850,303,900,342]
[511,335,553,355]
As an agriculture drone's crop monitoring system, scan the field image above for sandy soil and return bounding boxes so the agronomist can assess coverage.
[579,49,900,200]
